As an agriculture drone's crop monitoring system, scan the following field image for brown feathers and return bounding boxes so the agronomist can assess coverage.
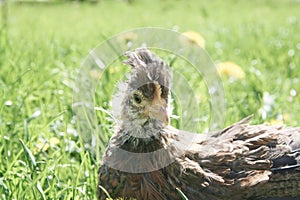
[98,48,300,200]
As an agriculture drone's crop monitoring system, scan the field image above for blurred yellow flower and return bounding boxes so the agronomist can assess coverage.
[268,119,284,125]
[181,31,206,49]
[217,62,245,79]
[89,69,101,80]
[34,137,60,154]
[49,137,60,146]
[117,32,138,43]
[268,114,291,125]
[109,66,122,74]
[35,142,50,153]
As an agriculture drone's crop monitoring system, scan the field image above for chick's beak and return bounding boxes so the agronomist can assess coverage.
[149,103,169,125]
[147,83,169,125]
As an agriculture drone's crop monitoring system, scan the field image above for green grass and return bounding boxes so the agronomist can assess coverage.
[0,0,300,199]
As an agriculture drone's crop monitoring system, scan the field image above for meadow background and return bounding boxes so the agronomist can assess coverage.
[0,0,300,199]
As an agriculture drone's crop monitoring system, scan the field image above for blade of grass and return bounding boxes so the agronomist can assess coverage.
[176,187,189,200]
[36,181,46,200]
[98,185,112,199]
[19,139,36,167]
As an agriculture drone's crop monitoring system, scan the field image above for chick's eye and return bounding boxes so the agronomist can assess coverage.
[133,92,143,104]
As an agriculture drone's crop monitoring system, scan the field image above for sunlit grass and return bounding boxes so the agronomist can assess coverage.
[0,0,300,199]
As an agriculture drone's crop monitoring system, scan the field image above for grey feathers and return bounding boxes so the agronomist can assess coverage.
[123,48,171,92]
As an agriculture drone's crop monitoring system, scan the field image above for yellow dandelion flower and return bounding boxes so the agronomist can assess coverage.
[267,114,291,125]
[89,69,101,80]
[34,141,50,154]
[34,137,60,154]
[109,66,122,74]
[181,31,206,49]
[283,114,291,122]
[217,62,245,79]
[268,119,284,125]
[117,32,138,43]
[49,137,60,146]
